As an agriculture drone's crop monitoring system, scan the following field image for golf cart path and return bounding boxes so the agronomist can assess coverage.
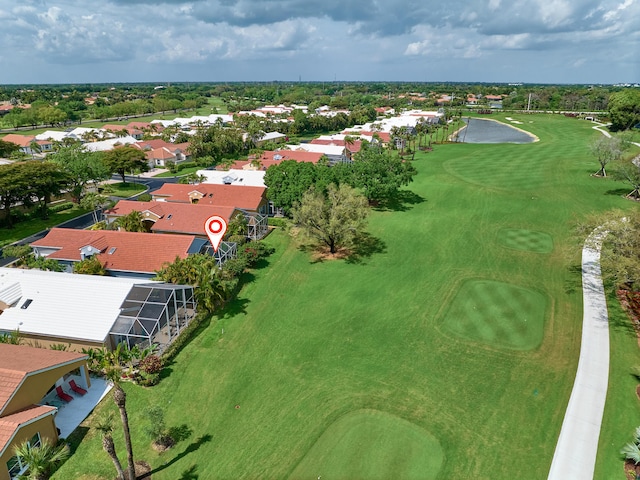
[547,228,610,480]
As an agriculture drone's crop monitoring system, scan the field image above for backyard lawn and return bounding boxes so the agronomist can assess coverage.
[54,114,639,479]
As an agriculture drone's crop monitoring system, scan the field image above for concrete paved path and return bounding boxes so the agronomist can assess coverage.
[548,228,610,479]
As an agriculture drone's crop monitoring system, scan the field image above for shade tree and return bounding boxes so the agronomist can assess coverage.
[292,183,369,254]
[103,146,149,183]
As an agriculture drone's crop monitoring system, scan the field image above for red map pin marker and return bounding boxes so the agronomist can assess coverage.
[204,215,227,252]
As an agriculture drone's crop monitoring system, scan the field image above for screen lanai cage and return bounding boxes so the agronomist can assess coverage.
[110,283,196,351]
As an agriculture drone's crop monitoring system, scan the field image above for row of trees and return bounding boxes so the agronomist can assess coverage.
[0,144,150,228]
[264,143,417,213]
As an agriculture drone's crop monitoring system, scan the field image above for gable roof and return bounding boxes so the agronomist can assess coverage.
[151,183,265,210]
[105,201,238,236]
[0,405,57,455]
[2,134,35,148]
[31,228,197,274]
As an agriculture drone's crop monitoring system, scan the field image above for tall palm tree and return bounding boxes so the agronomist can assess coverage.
[95,413,126,480]
[103,357,136,480]
[13,438,69,480]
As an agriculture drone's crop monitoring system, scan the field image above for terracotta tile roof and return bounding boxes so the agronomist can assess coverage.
[127,122,152,129]
[260,150,323,163]
[342,130,391,143]
[2,134,35,147]
[135,139,189,152]
[310,139,362,153]
[151,184,266,211]
[0,405,56,454]
[105,201,238,236]
[0,344,86,415]
[31,228,196,274]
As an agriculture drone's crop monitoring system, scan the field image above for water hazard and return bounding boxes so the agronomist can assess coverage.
[456,118,536,144]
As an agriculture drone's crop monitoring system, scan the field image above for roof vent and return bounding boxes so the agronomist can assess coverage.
[21,299,33,310]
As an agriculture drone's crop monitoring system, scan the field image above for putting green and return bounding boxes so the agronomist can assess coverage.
[442,280,547,350]
[290,410,444,480]
[499,228,554,254]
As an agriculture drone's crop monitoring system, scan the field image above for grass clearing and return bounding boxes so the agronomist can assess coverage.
[53,114,638,479]
[106,182,147,198]
[290,410,444,480]
[0,205,91,247]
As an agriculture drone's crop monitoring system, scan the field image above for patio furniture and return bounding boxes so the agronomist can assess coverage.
[56,386,73,403]
[69,379,87,395]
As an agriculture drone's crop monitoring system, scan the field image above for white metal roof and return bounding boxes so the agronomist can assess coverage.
[0,268,156,343]
[83,136,138,152]
[286,144,345,156]
[197,169,266,187]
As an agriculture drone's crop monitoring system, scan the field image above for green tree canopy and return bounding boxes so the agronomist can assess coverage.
[103,146,149,183]
[345,144,417,201]
[608,89,640,131]
[49,144,110,202]
[264,160,334,214]
[292,183,369,254]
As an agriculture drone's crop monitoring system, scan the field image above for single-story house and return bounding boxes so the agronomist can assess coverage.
[0,268,196,352]
[285,143,347,164]
[133,140,191,167]
[30,228,206,278]
[0,344,90,480]
[231,150,324,170]
[151,183,268,214]
[197,169,266,188]
[83,136,138,153]
[1,135,53,155]
[105,199,267,241]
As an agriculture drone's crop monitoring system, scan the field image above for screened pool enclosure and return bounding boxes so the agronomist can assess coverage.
[110,283,196,351]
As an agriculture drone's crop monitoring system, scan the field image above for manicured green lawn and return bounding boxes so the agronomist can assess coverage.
[290,410,444,479]
[0,205,91,247]
[107,182,147,198]
[54,114,637,479]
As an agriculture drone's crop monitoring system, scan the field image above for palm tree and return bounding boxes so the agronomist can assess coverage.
[13,438,69,480]
[622,426,640,464]
[104,363,136,480]
[95,413,126,480]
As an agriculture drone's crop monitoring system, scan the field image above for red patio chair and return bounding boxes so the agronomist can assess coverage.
[56,386,73,403]
[69,379,87,395]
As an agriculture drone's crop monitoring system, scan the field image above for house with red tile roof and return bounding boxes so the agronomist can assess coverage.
[133,140,191,167]
[31,229,204,278]
[102,124,143,140]
[105,201,241,237]
[1,134,53,155]
[0,344,89,480]
[151,183,268,214]
[107,199,268,241]
[231,149,324,170]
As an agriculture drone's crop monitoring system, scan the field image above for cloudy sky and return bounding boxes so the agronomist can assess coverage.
[0,0,638,85]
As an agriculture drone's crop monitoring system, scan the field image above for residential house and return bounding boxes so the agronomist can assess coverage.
[197,169,266,188]
[1,135,53,155]
[105,199,257,249]
[231,150,324,170]
[285,143,347,164]
[133,140,191,168]
[0,268,196,352]
[83,136,138,153]
[31,229,205,278]
[0,344,90,480]
[101,125,144,140]
[151,183,268,215]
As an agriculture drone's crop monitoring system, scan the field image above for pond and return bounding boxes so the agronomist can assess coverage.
[456,118,536,144]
